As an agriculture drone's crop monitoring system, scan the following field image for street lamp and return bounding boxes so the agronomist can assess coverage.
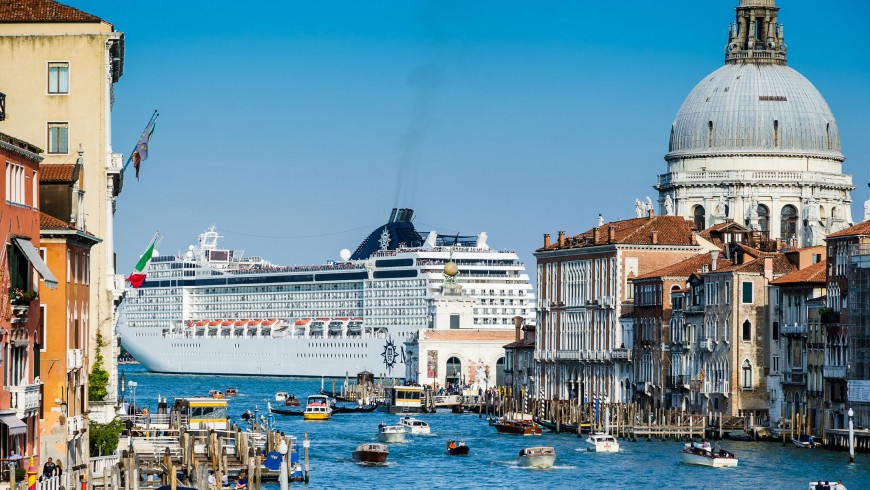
[848,408,855,463]
[278,438,289,490]
[128,381,138,412]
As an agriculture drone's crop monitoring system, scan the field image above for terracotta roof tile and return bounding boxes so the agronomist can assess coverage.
[634,252,722,280]
[711,253,795,276]
[39,163,77,183]
[537,215,696,252]
[0,0,102,22]
[39,212,72,230]
[770,260,827,285]
[827,220,870,239]
[422,330,515,342]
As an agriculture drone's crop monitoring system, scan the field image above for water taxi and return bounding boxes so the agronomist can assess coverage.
[585,433,620,453]
[494,419,542,436]
[209,390,225,399]
[517,446,556,468]
[225,387,238,397]
[792,434,822,448]
[352,443,389,464]
[377,423,406,443]
[681,442,738,468]
[378,386,424,414]
[398,416,430,434]
[303,395,332,421]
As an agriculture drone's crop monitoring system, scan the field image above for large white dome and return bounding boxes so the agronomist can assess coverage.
[666,63,842,162]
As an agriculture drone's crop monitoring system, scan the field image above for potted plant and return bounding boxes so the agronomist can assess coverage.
[9,288,37,306]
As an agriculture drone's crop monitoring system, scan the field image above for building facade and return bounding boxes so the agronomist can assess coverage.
[38,152,99,483]
[504,317,536,398]
[0,0,125,420]
[535,214,708,404]
[654,0,854,246]
[0,132,58,466]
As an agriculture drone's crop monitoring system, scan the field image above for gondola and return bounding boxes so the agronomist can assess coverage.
[320,389,354,403]
[331,404,378,414]
[268,404,305,416]
[534,417,587,434]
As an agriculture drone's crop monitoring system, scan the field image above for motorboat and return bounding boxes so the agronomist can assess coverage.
[516,446,556,468]
[303,395,332,421]
[331,403,378,414]
[209,390,225,399]
[275,392,290,402]
[808,481,847,490]
[494,419,542,436]
[446,440,469,455]
[352,443,389,464]
[284,394,301,407]
[792,434,822,448]
[681,442,738,468]
[585,433,620,453]
[224,387,238,397]
[726,430,752,441]
[377,423,406,443]
[397,416,430,434]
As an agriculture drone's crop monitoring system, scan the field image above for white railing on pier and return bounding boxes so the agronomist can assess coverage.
[90,454,119,479]
[36,474,68,490]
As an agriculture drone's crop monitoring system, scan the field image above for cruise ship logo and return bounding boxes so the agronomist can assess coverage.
[382,337,401,373]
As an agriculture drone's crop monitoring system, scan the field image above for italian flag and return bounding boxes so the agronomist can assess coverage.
[126,239,157,288]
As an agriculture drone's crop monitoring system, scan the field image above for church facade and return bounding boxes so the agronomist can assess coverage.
[654,0,855,246]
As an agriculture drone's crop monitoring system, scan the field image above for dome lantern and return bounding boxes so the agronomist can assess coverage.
[726,0,786,66]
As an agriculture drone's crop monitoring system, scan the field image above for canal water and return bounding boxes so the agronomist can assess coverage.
[119,364,869,490]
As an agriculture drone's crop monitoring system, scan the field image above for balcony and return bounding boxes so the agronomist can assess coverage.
[705,380,730,395]
[611,348,631,362]
[67,414,85,436]
[782,371,806,385]
[701,338,715,352]
[823,365,847,379]
[8,383,41,419]
[781,322,808,337]
[554,350,609,362]
[67,349,83,371]
[668,375,690,391]
[636,381,652,395]
[820,310,841,325]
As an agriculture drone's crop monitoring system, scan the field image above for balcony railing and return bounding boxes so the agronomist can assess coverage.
[781,322,808,336]
[611,348,631,361]
[823,365,847,379]
[67,349,83,371]
[668,375,690,390]
[701,338,715,352]
[8,383,41,418]
[554,350,609,362]
[704,380,730,395]
[782,371,806,385]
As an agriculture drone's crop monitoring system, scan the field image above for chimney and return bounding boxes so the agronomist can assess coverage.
[690,233,698,246]
[709,250,718,271]
[763,256,773,281]
[543,233,551,248]
[608,226,616,243]
[514,316,523,343]
[557,230,566,247]
[648,208,655,219]
[651,230,659,244]
[593,228,601,243]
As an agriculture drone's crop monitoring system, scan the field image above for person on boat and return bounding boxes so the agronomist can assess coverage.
[242,409,253,420]
[459,440,466,446]
[207,470,217,490]
[700,439,711,451]
[235,474,248,489]
[448,440,457,450]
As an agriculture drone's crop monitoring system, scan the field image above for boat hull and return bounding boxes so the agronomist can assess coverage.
[517,455,556,468]
[352,451,388,464]
[681,451,738,467]
[495,421,542,436]
[303,412,330,421]
[447,446,470,456]
[586,439,620,453]
[378,430,406,443]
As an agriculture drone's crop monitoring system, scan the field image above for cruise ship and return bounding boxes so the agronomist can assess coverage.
[118,209,535,377]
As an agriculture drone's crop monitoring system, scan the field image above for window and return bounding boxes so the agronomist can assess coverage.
[707,121,714,148]
[693,205,706,231]
[5,162,26,205]
[742,360,753,389]
[742,319,751,341]
[773,321,779,340]
[757,204,769,233]
[742,281,753,303]
[781,205,798,242]
[31,171,37,208]
[48,122,69,154]
[772,355,779,373]
[40,305,47,352]
[773,120,779,147]
[47,62,69,94]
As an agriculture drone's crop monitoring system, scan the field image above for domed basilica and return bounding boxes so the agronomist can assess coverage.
[654,0,855,246]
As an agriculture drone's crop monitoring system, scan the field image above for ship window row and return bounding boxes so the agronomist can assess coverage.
[298,352,366,359]
[131,330,162,336]
[474,308,523,315]
[194,291,362,302]
[368,317,426,326]
[474,317,516,325]
[366,279,426,289]
[199,284,361,295]
[193,300,362,311]
[366,299,425,307]
[127,313,180,320]
[365,308,426,316]
[133,288,182,297]
[364,289,425,298]
[307,342,368,349]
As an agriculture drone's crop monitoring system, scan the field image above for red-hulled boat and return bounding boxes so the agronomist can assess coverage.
[352,443,389,464]
[494,419,542,436]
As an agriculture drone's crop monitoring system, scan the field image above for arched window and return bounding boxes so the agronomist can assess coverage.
[781,205,798,242]
[446,356,462,386]
[495,357,505,386]
[693,205,706,231]
[708,121,714,148]
[742,360,753,389]
[773,120,779,147]
[743,319,751,341]
[757,204,769,233]
[826,123,831,150]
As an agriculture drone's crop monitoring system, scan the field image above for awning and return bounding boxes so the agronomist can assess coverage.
[12,237,58,290]
[0,413,26,435]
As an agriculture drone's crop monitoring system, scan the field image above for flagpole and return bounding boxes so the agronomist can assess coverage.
[121,110,159,174]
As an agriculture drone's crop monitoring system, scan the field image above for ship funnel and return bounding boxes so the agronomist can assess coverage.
[476,232,489,249]
[424,231,437,249]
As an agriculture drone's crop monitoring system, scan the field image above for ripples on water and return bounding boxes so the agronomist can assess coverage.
[121,365,869,490]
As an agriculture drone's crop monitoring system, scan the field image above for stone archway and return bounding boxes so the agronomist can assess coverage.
[446,356,462,387]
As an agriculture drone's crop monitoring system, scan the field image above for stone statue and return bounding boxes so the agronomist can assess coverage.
[864,198,870,222]
[717,195,727,216]
[635,199,644,218]
[597,214,605,227]
[645,196,654,214]
[664,195,674,216]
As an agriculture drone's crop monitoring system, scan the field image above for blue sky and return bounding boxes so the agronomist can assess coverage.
[72,0,870,271]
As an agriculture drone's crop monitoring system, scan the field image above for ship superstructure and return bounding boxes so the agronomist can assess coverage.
[118,209,534,377]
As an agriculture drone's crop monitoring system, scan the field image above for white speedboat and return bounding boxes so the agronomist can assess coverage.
[517,446,556,468]
[378,424,407,443]
[276,392,290,402]
[586,433,619,453]
[398,416,430,434]
[681,443,738,468]
[808,482,846,490]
